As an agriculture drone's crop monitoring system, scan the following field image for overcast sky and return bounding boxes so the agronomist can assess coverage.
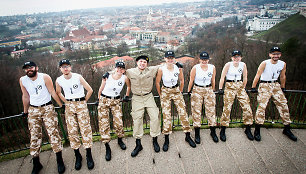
[0,0,205,16]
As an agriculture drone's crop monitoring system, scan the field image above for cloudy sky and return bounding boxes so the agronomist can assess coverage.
[0,0,205,16]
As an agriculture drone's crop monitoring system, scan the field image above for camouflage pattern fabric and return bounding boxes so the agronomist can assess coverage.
[191,85,217,127]
[255,82,291,125]
[220,81,253,127]
[65,100,93,149]
[98,97,125,143]
[160,86,191,134]
[28,104,63,157]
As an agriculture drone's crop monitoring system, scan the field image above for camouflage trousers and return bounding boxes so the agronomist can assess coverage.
[131,93,160,139]
[65,100,93,149]
[191,85,216,127]
[98,97,125,143]
[220,81,253,127]
[255,82,291,125]
[160,86,191,134]
[28,104,63,157]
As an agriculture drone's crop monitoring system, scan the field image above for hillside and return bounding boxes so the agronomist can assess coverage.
[254,13,306,43]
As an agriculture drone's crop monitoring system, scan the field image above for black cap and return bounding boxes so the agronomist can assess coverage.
[165,51,175,58]
[22,61,36,69]
[232,50,242,56]
[199,51,209,59]
[136,55,149,63]
[270,46,281,53]
[59,59,71,67]
[115,61,125,69]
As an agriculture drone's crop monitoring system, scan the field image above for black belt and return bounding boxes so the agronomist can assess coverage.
[134,92,151,96]
[226,80,241,82]
[260,80,277,83]
[30,101,52,107]
[195,83,212,88]
[163,84,179,88]
[66,97,86,101]
[101,94,120,99]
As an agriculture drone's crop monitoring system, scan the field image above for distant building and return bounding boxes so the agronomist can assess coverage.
[103,23,115,32]
[67,27,91,39]
[246,16,285,31]
[62,28,108,50]
[156,32,171,43]
[130,30,159,42]
[26,17,36,24]
[246,6,287,31]
[300,3,306,17]
[185,12,200,18]
[122,35,137,45]
[166,40,180,51]
[11,49,28,58]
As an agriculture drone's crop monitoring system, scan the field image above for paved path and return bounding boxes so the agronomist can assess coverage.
[1,128,305,174]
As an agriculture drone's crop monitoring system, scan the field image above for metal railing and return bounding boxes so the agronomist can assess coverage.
[1,90,305,156]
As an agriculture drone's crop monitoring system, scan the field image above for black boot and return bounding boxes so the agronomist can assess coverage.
[31,156,43,174]
[210,126,219,143]
[220,126,226,142]
[86,148,94,169]
[283,125,297,141]
[185,132,196,148]
[153,137,160,152]
[118,138,126,150]
[254,124,261,141]
[245,125,254,141]
[163,134,169,152]
[194,127,201,144]
[131,139,143,157]
[105,143,111,161]
[56,151,65,174]
[74,149,82,170]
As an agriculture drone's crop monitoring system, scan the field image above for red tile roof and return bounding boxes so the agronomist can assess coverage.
[71,27,91,38]
[176,56,196,64]
[93,56,134,68]
[129,27,141,31]
[167,40,180,46]
[158,32,170,36]
[11,49,28,54]
[103,23,114,31]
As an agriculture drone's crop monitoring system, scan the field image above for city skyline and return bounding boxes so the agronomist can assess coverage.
[0,0,207,16]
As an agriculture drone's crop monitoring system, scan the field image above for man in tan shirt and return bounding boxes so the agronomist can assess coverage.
[126,55,161,157]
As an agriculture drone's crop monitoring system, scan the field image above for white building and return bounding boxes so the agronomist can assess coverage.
[130,30,159,42]
[185,12,200,18]
[246,16,285,31]
[26,17,37,24]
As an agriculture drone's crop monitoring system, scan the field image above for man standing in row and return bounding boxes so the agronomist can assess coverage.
[125,55,161,157]
[20,61,65,174]
[251,46,297,141]
[56,59,94,170]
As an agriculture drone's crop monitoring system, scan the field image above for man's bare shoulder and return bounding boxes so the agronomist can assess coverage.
[20,75,26,81]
